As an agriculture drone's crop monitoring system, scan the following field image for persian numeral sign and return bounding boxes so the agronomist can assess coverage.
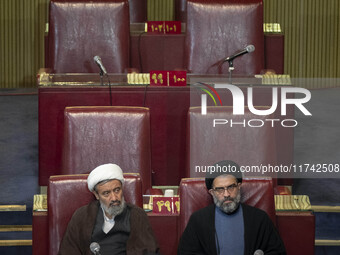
[150,71,186,86]
[146,21,181,34]
[152,197,180,214]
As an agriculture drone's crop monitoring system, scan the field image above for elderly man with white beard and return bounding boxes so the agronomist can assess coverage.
[58,163,159,255]
[178,160,286,255]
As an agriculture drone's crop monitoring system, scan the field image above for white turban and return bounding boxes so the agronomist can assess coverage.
[87,163,124,192]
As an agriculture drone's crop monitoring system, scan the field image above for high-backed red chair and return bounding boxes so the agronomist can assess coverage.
[186,106,278,184]
[62,106,152,193]
[179,178,316,255]
[179,177,276,234]
[48,0,130,73]
[185,0,264,75]
[48,173,143,255]
[49,0,146,22]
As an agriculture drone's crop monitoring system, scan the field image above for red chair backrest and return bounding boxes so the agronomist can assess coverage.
[186,106,277,183]
[49,0,146,22]
[48,0,129,73]
[179,177,276,235]
[62,106,152,193]
[185,0,264,75]
[48,173,142,255]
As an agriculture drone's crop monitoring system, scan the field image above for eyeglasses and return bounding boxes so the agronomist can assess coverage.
[212,183,239,195]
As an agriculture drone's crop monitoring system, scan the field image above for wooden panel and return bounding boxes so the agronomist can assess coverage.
[0,0,48,88]
[148,0,174,21]
[264,0,340,84]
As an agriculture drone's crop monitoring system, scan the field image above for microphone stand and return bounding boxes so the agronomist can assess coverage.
[99,70,104,86]
[227,60,234,84]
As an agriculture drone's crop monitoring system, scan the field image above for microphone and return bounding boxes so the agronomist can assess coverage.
[90,242,101,255]
[224,45,255,62]
[254,249,264,255]
[93,56,107,76]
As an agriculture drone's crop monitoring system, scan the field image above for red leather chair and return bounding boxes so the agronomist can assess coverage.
[178,178,315,255]
[186,106,278,183]
[179,177,276,234]
[184,0,264,75]
[49,0,146,22]
[62,106,152,194]
[48,173,143,255]
[48,0,130,73]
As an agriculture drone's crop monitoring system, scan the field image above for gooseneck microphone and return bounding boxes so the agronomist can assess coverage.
[93,56,108,76]
[90,242,101,255]
[254,249,264,255]
[93,55,112,105]
[224,45,255,63]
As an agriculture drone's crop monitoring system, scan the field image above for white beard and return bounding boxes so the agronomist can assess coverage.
[100,196,126,217]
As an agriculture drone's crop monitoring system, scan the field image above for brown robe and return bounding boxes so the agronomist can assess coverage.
[58,201,159,255]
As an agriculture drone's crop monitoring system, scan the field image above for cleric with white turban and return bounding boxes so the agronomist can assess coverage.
[87,163,124,192]
[59,163,160,254]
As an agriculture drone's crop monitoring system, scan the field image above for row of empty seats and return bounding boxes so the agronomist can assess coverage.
[47,0,267,75]
[61,106,284,194]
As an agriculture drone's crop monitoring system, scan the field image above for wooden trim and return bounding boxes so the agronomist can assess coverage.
[315,239,340,246]
[0,205,26,212]
[0,225,32,232]
[312,205,340,212]
[0,240,32,246]
[275,195,312,211]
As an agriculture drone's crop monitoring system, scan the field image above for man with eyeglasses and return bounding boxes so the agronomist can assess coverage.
[58,163,159,255]
[178,160,286,255]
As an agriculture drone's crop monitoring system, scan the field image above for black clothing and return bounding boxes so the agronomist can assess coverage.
[91,205,131,255]
[58,201,159,255]
[178,203,286,255]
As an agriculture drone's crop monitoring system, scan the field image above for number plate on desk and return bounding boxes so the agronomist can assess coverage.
[150,71,186,86]
[146,21,181,34]
[153,197,180,214]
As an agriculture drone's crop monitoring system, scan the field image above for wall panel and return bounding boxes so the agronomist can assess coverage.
[0,0,48,88]
[264,0,340,81]
[148,0,175,21]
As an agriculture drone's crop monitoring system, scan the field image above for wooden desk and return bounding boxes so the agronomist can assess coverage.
[130,33,284,73]
[45,31,284,74]
[275,194,315,255]
[130,33,185,72]
[148,213,179,255]
[276,211,315,255]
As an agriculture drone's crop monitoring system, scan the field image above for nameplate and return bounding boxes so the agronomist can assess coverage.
[146,21,181,34]
[263,23,282,33]
[150,71,186,86]
[127,73,150,85]
[261,74,291,85]
[153,197,180,214]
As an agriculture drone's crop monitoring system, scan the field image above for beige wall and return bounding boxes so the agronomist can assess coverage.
[0,0,339,88]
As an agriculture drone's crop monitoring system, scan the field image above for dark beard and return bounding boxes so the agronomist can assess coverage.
[213,192,241,214]
[100,197,126,217]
